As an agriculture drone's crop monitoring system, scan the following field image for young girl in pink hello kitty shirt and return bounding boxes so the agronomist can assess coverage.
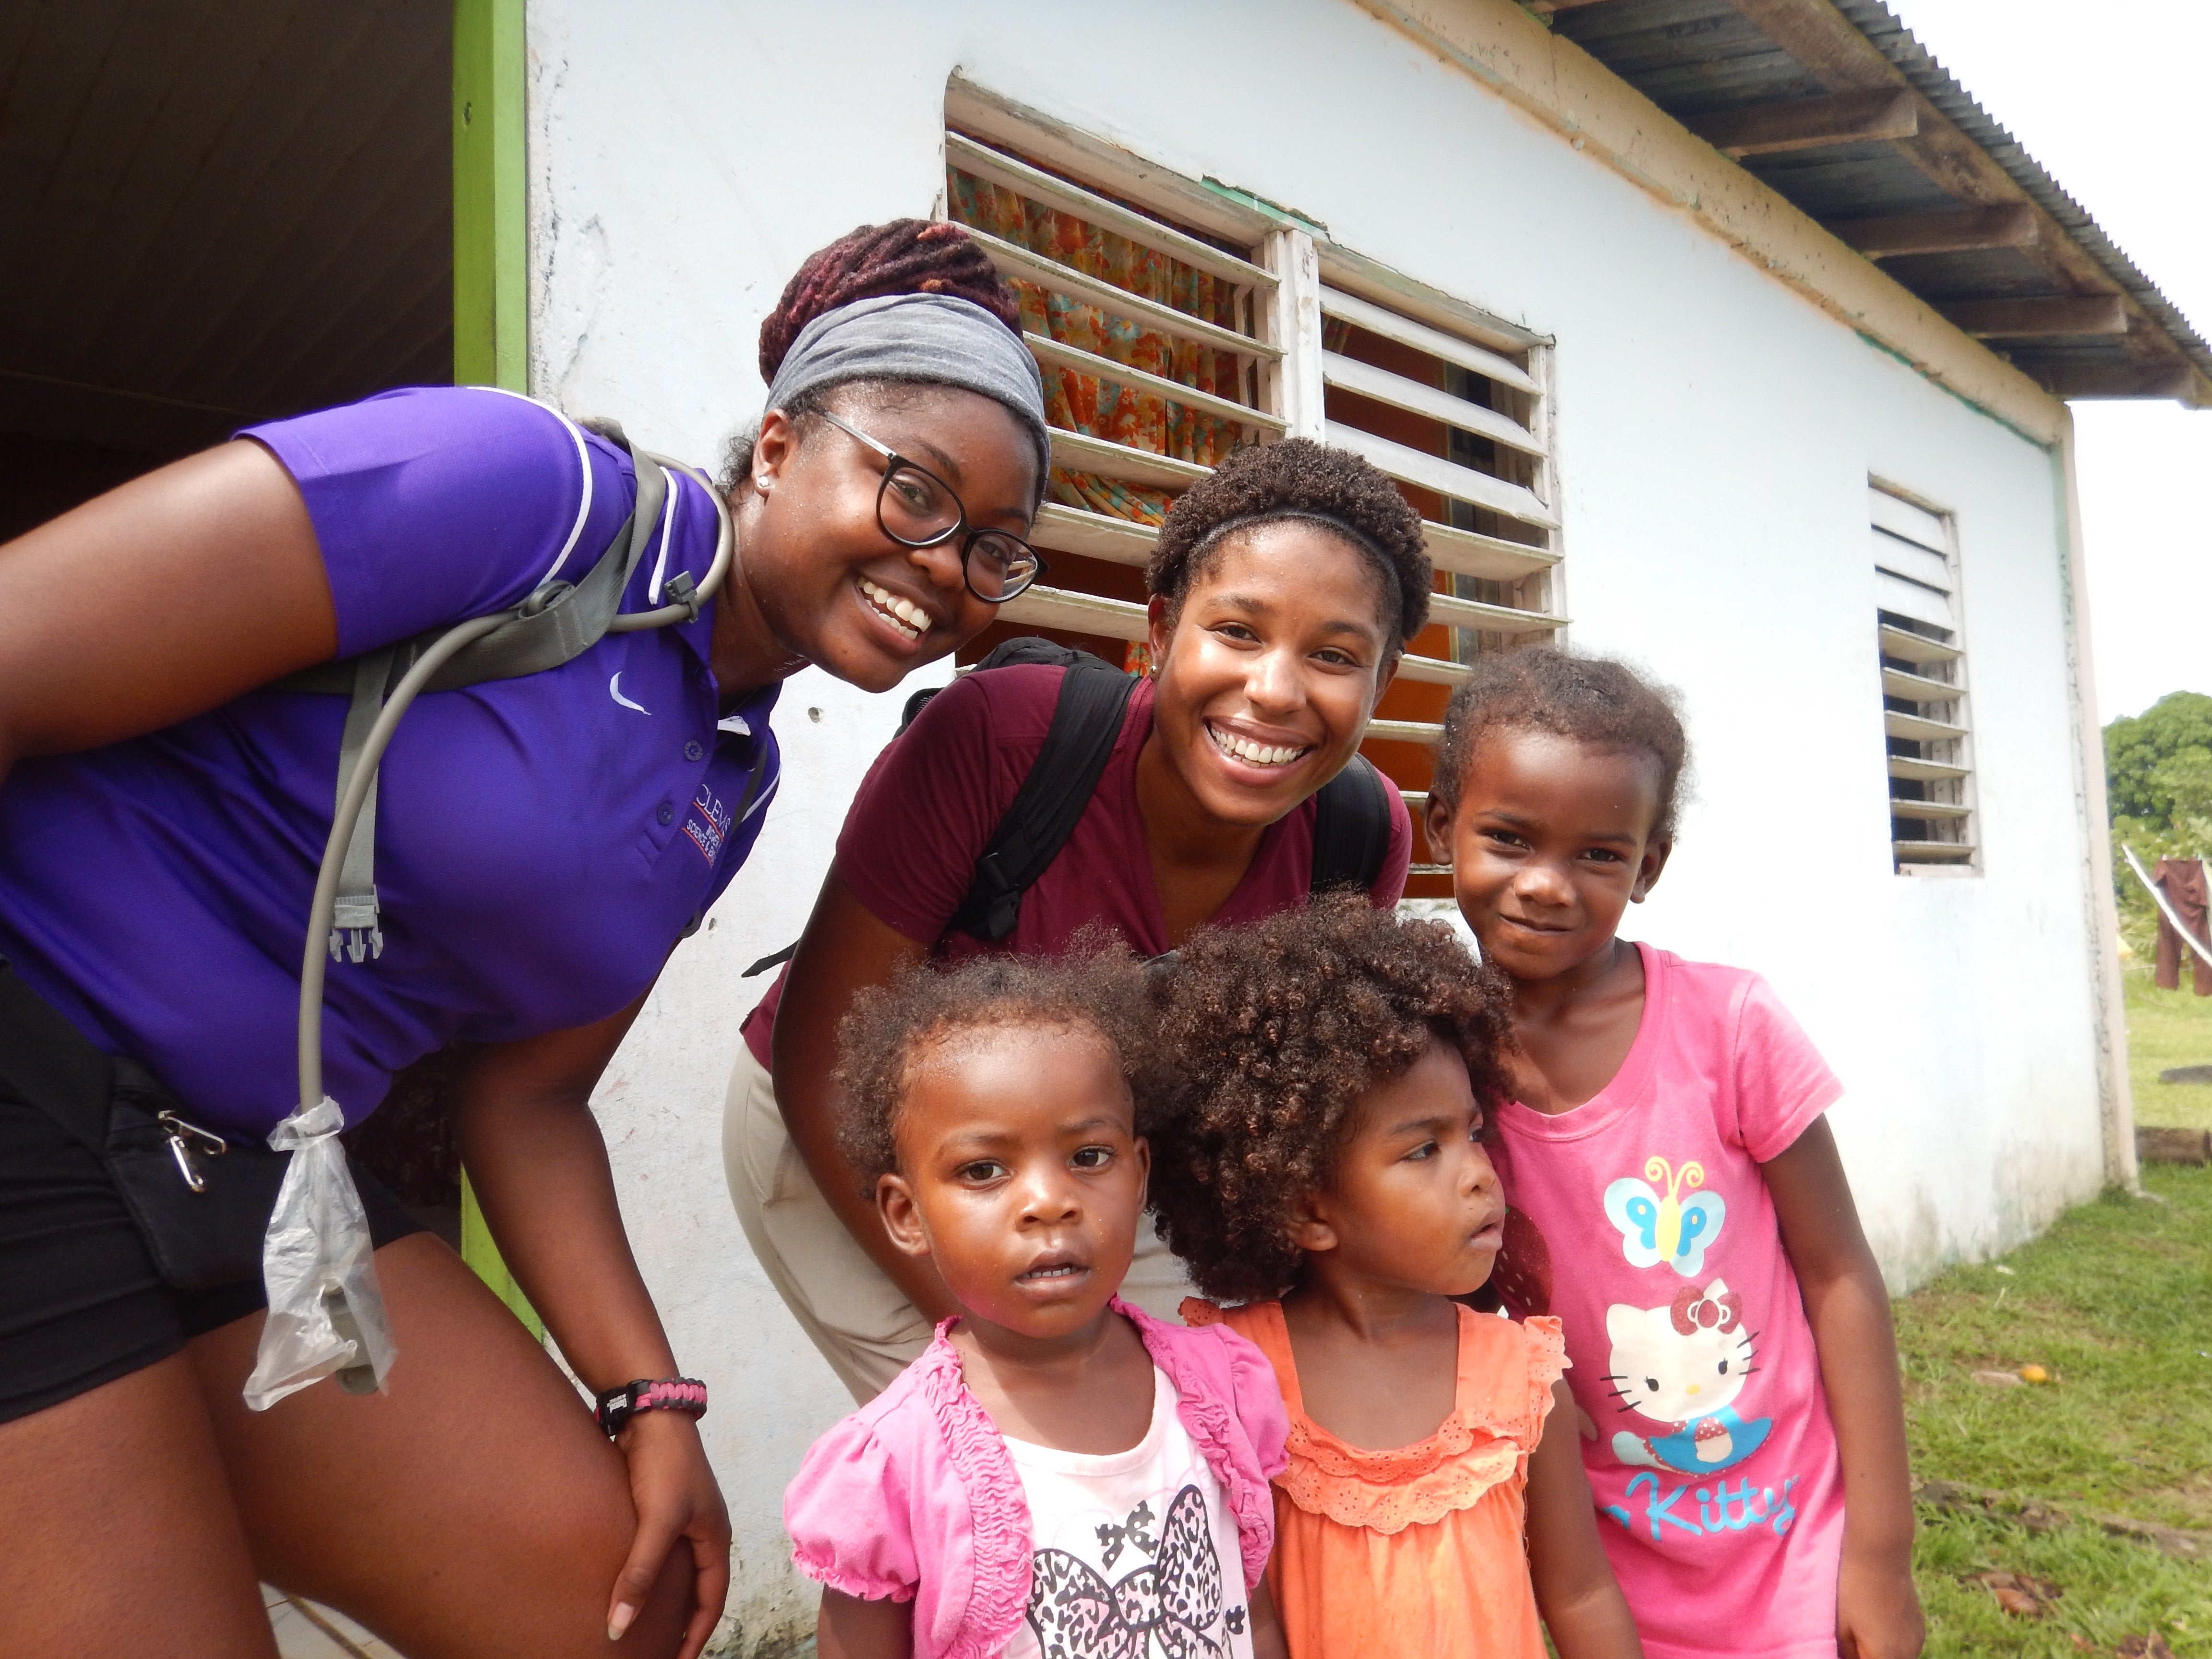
[1423,649,1924,1659]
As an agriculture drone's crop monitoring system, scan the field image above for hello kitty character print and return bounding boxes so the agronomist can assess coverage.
[1602,1279,1771,1476]
[1487,944,1852,1659]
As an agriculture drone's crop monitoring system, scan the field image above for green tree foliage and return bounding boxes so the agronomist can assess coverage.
[2104,692,2212,952]
[2105,691,2212,821]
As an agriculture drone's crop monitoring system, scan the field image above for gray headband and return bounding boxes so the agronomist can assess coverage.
[1191,508,1417,641]
[1192,508,1393,569]
[763,292,1051,481]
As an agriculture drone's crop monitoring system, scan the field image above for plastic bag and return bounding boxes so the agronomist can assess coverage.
[242,1096,397,1410]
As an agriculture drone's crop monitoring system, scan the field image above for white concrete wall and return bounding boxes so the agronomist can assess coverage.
[525,2,2104,1646]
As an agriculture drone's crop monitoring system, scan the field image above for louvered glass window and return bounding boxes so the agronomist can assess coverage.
[1314,263,1563,891]
[943,94,1563,897]
[944,128,1280,658]
[1872,484,1976,871]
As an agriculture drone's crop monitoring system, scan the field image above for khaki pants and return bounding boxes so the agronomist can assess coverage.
[722,1045,1195,1404]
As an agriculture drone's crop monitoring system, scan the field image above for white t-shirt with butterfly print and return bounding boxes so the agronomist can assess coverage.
[1002,1366,1257,1659]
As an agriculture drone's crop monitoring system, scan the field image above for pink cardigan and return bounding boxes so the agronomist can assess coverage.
[785,1298,1289,1659]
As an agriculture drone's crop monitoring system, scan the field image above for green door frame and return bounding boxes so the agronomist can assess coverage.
[452,0,540,1334]
[455,0,526,393]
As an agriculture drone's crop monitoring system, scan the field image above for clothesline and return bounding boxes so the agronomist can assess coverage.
[2120,844,2212,971]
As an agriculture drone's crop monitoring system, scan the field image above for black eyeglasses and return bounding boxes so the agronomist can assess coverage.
[816,409,1046,604]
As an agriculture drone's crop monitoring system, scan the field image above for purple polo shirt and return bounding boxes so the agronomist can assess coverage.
[0,386,780,1137]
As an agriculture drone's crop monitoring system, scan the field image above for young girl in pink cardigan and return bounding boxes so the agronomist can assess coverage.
[784,948,1290,1659]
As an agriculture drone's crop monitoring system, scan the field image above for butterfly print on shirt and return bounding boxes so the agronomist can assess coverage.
[1025,1483,1242,1659]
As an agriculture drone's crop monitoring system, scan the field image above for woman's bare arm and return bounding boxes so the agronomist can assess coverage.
[769,866,952,1319]
[1526,1379,1644,1659]
[453,994,731,1659]
[0,441,337,785]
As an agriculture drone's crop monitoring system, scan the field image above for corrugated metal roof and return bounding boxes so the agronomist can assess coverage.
[1546,0,2209,405]
[1834,1,2210,385]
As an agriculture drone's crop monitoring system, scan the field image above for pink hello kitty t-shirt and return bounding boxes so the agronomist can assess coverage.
[1489,944,1847,1659]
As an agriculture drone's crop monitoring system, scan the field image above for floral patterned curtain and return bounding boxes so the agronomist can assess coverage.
[950,165,1257,527]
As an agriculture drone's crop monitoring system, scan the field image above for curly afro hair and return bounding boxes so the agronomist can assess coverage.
[1148,439,1431,648]
[1146,893,1514,1304]
[1431,649,1690,838]
[833,940,1155,1195]
[724,218,1031,488]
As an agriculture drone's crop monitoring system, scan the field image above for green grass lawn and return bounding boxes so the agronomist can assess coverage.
[1896,1159,2212,1656]
[2122,959,2212,1131]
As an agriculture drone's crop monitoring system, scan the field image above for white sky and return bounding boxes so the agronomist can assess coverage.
[1885,1,2212,722]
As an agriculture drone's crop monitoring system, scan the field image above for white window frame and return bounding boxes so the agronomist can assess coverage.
[941,78,1566,878]
[1871,479,1977,876]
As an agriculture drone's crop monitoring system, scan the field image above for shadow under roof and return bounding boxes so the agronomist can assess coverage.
[1540,0,2210,407]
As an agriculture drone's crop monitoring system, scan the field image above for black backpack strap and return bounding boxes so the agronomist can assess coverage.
[750,642,1129,973]
[948,663,1140,943]
[1310,755,1394,896]
[896,637,1123,740]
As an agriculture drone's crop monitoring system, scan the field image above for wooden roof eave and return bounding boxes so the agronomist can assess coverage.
[1515,0,2210,409]
[1348,0,2077,439]
[1716,0,2210,409]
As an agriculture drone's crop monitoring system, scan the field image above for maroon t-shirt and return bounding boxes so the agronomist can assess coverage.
[740,663,1412,1064]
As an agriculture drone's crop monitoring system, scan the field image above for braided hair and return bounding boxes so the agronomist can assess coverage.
[723,218,1029,487]
[757,218,1021,382]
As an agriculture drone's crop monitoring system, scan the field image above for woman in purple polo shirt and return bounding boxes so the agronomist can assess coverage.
[0,221,1050,1659]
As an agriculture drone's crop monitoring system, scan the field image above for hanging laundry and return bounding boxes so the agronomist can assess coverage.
[2152,857,2212,995]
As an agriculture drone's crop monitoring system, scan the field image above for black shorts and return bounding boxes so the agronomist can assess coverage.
[0,1085,424,1426]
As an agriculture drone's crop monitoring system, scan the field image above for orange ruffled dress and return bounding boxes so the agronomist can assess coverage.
[1185,1299,1568,1659]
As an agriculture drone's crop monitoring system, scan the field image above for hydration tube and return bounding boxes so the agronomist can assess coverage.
[296,456,732,1108]
[607,459,735,634]
[244,455,734,1410]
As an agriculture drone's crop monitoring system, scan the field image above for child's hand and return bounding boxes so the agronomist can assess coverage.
[1766,1119,1923,1659]
[1837,1548,1924,1659]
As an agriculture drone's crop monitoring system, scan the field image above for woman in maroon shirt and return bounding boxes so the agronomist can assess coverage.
[726,438,1435,1400]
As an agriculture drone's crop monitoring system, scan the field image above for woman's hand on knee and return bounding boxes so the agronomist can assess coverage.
[606,1411,730,1659]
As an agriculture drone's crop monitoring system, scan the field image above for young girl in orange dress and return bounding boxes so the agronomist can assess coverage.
[1150,895,1643,1659]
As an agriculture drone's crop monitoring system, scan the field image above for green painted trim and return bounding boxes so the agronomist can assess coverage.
[460,1171,543,1337]
[453,0,538,1331]
[454,0,527,391]
[1854,328,2053,452]
[1198,176,1328,238]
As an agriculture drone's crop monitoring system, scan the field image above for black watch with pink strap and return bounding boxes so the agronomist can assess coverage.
[594,1376,708,1438]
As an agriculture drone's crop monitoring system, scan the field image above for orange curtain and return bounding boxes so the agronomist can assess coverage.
[950,165,1256,525]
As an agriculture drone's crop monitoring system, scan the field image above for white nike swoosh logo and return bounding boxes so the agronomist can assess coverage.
[609,672,649,715]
